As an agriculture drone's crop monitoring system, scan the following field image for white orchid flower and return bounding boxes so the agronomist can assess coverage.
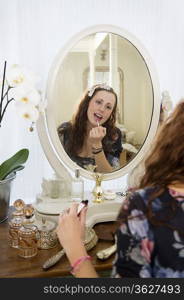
[15,102,39,122]
[6,64,39,88]
[9,84,41,106]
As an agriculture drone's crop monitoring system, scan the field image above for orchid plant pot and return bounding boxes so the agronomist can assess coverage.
[0,173,16,223]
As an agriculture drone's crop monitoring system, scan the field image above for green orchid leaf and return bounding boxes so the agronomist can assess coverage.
[6,165,25,177]
[0,149,29,180]
[11,165,25,172]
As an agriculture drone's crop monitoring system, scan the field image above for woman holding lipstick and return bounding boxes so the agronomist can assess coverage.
[57,100,184,278]
[58,83,123,173]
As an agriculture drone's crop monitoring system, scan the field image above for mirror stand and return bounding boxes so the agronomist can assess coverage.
[35,24,162,231]
[33,175,126,228]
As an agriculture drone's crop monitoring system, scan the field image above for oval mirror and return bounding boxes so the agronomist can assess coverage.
[37,25,161,181]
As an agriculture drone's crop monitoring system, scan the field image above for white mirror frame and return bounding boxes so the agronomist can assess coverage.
[37,24,161,181]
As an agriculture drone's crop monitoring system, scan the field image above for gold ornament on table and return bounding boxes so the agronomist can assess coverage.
[84,165,104,203]
[92,172,104,203]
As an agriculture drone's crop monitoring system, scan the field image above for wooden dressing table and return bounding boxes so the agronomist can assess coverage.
[0,211,118,278]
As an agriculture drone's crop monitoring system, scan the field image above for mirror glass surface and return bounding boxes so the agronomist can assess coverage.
[44,27,160,180]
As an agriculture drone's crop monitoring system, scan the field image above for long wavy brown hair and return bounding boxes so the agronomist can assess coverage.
[64,85,118,157]
[118,100,184,235]
[140,100,184,189]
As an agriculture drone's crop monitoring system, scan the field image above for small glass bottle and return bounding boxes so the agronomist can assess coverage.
[71,169,84,202]
[9,216,23,248]
[18,205,38,258]
[9,199,25,248]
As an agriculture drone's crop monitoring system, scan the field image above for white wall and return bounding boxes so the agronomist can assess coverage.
[0,0,184,204]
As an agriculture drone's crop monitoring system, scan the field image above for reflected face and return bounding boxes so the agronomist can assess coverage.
[87,91,116,127]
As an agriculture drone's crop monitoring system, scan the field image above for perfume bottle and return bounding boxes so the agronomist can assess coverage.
[71,169,84,202]
[9,216,23,248]
[8,199,25,248]
[18,205,38,258]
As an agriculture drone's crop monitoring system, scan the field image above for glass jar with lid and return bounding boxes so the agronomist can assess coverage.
[36,218,58,250]
[18,225,38,258]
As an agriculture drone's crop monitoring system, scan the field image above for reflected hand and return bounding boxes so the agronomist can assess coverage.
[89,126,106,148]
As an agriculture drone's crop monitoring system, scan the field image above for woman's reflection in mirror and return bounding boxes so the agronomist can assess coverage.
[57,84,123,173]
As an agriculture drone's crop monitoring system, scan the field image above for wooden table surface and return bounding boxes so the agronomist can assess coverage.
[0,212,118,278]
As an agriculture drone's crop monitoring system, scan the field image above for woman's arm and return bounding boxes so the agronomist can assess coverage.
[90,126,123,172]
[56,203,98,278]
[94,150,113,173]
[89,126,113,172]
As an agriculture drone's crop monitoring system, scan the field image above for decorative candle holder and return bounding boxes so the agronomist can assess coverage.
[18,224,38,258]
[37,217,58,250]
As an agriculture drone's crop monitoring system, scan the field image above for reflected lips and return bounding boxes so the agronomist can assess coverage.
[94,113,102,124]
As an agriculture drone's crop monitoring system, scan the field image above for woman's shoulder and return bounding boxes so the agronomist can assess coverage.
[57,121,72,134]
[129,186,167,213]
[132,186,157,201]
[113,126,122,139]
[107,126,122,144]
[126,187,155,207]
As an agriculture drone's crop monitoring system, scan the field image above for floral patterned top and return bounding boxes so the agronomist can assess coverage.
[112,187,184,278]
[57,122,123,170]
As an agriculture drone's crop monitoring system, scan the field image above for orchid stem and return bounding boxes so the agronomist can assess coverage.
[0,98,14,123]
[0,61,7,127]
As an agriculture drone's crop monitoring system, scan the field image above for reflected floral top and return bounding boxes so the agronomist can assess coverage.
[57,122,123,170]
[112,187,184,278]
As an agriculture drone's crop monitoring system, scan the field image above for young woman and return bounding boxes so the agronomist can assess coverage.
[57,84,123,173]
[56,100,184,278]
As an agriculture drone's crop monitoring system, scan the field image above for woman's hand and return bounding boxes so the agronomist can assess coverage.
[89,125,106,148]
[56,203,88,263]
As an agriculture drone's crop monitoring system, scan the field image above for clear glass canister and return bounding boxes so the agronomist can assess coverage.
[18,225,38,258]
[9,216,23,248]
[37,219,58,250]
